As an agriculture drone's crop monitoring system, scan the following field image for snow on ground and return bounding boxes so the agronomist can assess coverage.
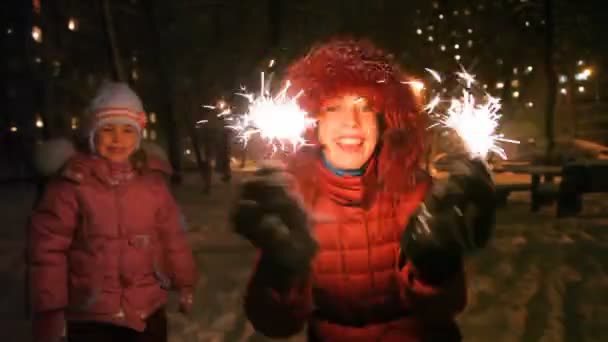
[1,171,607,341]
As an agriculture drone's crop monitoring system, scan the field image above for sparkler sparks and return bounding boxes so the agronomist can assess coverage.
[426,68,519,159]
[210,72,316,153]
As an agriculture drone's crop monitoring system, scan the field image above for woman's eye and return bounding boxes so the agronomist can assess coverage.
[324,106,338,112]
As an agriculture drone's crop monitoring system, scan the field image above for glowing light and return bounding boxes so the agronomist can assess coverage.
[467,28,473,34]
[512,91,520,98]
[71,117,79,130]
[511,79,519,88]
[526,102,534,108]
[10,125,18,132]
[578,60,585,66]
[416,28,423,35]
[402,80,425,93]
[496,82,505,89]
[268,59,275,68]
[32,26,42,42]
[583,68,592,77]
[525,21,530,27]
[560,88,567,95]
[454,55,461,61]
[68,18,78,31]
[578,86,585,93]
[427,36,434,42]
[454,44,460,49]
[35,116,44,128]
[439,14,445,19]
[559,75,567,83]
[526,65,533,73]
[440,44,446,51]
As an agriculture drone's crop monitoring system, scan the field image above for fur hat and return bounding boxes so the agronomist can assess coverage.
[85,82,147,153]
[285,38,428,188]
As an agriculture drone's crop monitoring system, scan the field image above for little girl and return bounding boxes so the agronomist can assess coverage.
[28,82,198,342]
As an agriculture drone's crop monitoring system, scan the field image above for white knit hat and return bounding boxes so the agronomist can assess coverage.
[86,82,147,153]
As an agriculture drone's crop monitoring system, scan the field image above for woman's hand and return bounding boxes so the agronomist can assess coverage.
[231,161,318,275]
[401,157,496,285]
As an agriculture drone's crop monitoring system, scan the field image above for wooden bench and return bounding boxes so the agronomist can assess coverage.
[498,164,563,211]
[495,183,532,206]
[556,161,608,217]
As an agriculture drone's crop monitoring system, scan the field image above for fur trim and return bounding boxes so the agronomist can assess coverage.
[33,138,77,177]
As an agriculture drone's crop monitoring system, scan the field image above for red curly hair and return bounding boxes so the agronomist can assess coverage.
[285,38,429,189]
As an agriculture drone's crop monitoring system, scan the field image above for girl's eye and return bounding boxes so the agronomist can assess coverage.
[102,126,114,132]
[324,106,339,112]
[123,126,135,134]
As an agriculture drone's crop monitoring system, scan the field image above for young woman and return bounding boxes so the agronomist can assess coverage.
[232,39,496,341]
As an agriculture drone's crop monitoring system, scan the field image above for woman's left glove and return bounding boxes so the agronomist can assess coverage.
[401,157,496,285]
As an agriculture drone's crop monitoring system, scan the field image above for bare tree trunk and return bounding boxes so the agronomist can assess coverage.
[144,1,183,184]
[268,0,281,49]
[101,0,126,82]
[186,105,211,194]
[544,0,558,161]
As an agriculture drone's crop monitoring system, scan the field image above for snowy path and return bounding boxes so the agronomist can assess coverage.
[1,173,607,341]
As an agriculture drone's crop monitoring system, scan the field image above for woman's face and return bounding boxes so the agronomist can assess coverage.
[94,123,139,163]
[317,95,379,170]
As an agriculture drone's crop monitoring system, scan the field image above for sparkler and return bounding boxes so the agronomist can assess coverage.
[423,68,519,160]
[202,72,316,153]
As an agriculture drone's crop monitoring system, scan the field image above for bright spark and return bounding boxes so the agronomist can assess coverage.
[425,68,443,83]
[227,72,316,153]
[455,66,476,88]
[424,95,442,113]
[425,69,519,159]
[401,80,425,93]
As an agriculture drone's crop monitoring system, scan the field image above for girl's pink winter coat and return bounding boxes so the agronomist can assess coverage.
[28,153,198,332]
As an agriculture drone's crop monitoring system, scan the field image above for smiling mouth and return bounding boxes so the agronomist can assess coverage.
[107,147,127,153]
[336,137,364,152]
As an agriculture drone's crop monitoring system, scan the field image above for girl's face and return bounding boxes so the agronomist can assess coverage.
[317,95,379,170]
[94,123,139,163]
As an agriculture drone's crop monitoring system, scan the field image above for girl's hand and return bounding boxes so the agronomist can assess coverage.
[178,287,194,315]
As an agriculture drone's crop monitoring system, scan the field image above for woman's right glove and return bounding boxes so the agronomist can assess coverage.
[32,309,65,342]
[231,162,318,278]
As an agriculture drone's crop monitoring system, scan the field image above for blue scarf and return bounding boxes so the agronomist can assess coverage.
[321,152,368,177]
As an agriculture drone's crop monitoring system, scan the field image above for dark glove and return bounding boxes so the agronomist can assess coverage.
[32,309,65,342]
[401,157,496,285]
[231,161,318,276]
